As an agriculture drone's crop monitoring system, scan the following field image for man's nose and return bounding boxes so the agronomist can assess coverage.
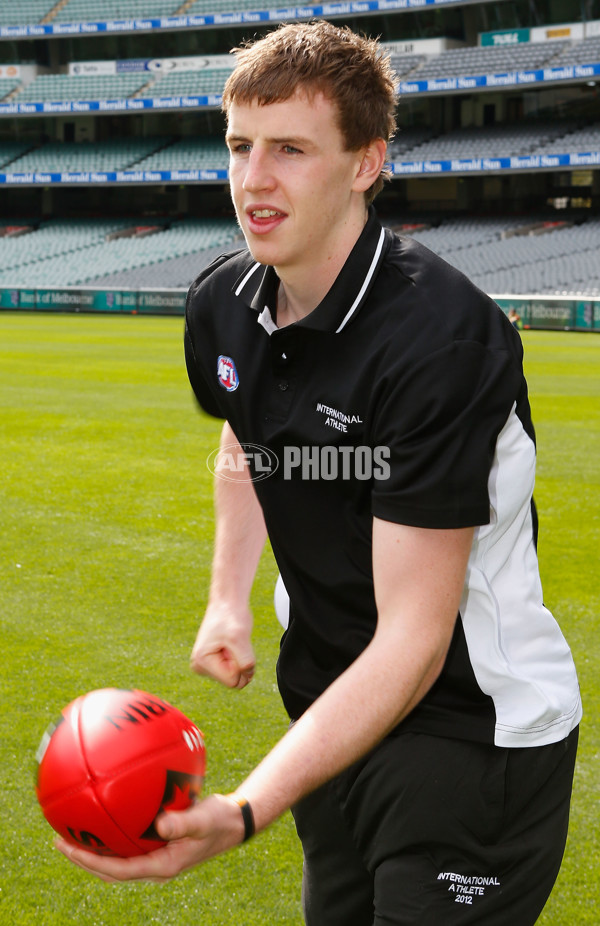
[242,146,275,192]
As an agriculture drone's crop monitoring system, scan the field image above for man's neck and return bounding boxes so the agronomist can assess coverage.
[275,208,369,326]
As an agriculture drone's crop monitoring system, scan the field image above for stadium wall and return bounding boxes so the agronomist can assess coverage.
[0,285,187,315]
[1,285,599,330]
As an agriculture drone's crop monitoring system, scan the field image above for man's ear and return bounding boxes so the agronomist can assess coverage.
[352,138,388,193]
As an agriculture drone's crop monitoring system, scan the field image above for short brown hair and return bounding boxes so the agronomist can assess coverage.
[222,21,398,203]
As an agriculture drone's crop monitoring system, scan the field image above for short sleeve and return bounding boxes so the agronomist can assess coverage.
[371,337,521,529]
[183,256,239,420]
[184,318,225,419]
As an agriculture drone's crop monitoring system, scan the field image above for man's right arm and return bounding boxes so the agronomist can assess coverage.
[190,421,268,689]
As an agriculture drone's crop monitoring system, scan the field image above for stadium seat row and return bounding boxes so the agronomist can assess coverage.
[2,34,600,105]
[0,217,241,287]
[2,123,599,174]
[0,215,598,296]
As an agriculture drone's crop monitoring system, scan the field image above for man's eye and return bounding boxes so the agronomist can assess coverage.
[231,143,251,154]
[283,145,302,155]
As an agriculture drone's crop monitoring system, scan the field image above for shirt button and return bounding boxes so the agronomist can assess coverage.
[278,381,289,391]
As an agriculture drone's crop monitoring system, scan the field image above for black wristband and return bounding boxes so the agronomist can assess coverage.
[230,795,255,842]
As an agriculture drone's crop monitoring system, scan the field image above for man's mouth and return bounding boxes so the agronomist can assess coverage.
[251,209,283,218]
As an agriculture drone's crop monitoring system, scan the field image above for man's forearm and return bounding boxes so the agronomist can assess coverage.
[233,617,447,832]
[233,521,473,832]
[209,421,268,607]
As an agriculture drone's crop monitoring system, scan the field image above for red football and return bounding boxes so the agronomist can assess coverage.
[35,687,206,857]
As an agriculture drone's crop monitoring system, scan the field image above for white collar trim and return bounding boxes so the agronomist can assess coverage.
[257,305,279,335]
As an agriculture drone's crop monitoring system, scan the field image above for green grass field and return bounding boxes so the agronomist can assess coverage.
[0,314,598,925]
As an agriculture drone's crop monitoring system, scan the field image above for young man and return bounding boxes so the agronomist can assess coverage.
[58,21,581,925]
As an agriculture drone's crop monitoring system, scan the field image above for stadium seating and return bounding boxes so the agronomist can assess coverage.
[0,217,241,286]
[8,36,600,110]
[52,0,181,22]
[0,4,598,301]
[388,55,427,79]
[92,240,242,288]
[387,126,438,158]
[388,121,580,161]
[1,213,597,296]
[5,119,597,177]
[185,0,286,12]
[0,76,22,99]
[404,217,600,296]
[12,66,230,106]
[550,35,600,66]
[0,1,54,25]
[0,218,133,284]
[51,0,290,19]
[16,72,152,102]
[0,140,35,166]
[134,136,227,171]
[5,137,171,172]
[0,136,227,173]
[137,69,231,98]
[530,123,600,155]
[410,41,570,81]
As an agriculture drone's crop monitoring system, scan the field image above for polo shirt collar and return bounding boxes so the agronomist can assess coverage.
[232,207,389,334]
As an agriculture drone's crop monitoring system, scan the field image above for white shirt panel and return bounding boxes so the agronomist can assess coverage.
[460,405,582,747]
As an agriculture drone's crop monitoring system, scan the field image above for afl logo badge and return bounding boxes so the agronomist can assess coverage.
[217,355,239,392]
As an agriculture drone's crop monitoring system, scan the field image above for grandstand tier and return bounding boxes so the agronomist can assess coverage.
[0,0,598,303]
[0,213,597,299]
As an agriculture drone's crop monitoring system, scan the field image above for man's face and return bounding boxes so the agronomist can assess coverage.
[225,91,367,276]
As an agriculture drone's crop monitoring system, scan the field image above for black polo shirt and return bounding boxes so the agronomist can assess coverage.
[184,209,582,747]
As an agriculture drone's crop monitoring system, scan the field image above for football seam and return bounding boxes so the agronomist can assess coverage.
[83,723,204,851]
